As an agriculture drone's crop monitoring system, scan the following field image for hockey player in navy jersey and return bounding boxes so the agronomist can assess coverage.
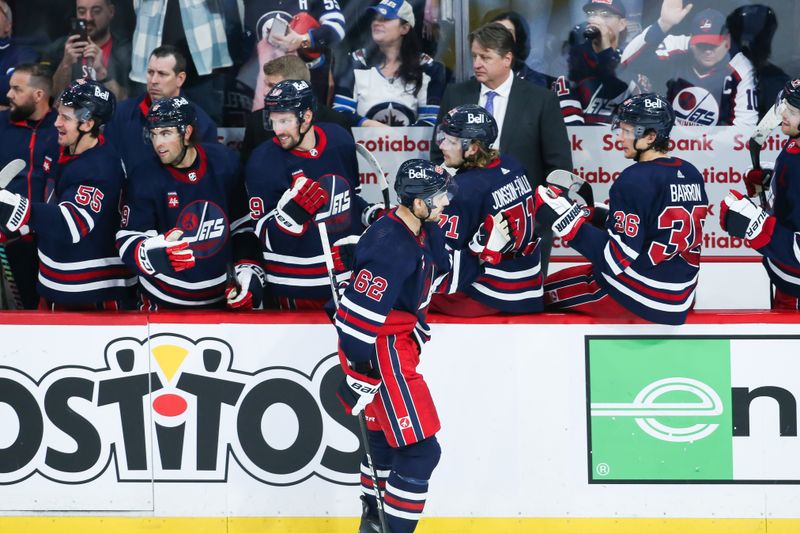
[335,159,496,533]
[0,79,136,310]
[116,97,260,310]
[538,93,708,325]
[720,78,800,310]
[245,79,369,309]
[431,104,542,316]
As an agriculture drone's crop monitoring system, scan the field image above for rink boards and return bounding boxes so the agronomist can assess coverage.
[1,311,800,532]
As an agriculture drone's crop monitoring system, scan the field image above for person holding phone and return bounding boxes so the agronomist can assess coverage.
[46,0,131,100]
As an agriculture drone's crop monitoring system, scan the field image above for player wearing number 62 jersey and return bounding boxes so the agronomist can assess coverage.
[539,93,708,325]
[431,104,542,315]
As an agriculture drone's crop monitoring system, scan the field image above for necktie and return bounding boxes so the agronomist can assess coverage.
[484,90,498,116]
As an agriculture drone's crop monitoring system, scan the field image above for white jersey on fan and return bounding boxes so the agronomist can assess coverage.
[333,49,445,127]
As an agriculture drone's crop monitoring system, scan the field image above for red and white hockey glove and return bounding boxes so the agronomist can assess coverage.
[0,189,30,233]
[275,177,329,234]
[225,261,268,310]
[719,189,776,249]
[135,228,195,275]
[744,164,774,198]
[336,354,381,416]
[534,185,588,242]
[469,212,514,265]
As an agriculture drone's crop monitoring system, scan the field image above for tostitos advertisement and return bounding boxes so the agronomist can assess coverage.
[2,313,800,532]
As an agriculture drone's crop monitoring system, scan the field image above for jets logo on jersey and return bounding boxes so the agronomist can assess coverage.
[176,200,229,259]
[673,86,719,126]
[167,192,179,208]
[367,102,416,127]
[315,174,352,233]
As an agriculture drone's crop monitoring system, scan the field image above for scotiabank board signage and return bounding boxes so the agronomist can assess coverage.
[2,314,800,522]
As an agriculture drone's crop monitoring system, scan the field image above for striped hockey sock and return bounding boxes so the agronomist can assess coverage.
[383,471,429,533]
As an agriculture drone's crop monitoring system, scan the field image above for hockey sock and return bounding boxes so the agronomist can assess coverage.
[384,437,441,533]
[361,430,392,515]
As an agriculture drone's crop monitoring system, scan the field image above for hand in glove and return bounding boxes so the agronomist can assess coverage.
[744,164,774,198]
[534,185,588,242]
[274,176,329,234]
[0,189,30,233]
[469,212,514,265]
[135,228,195,275]
[719,189,775,249]
[337,357,381,416]
[225,261,268,310]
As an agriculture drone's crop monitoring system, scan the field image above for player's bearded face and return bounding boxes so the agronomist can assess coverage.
[270,112,305,150]
[781,102,800,137]
[149,127,185,165]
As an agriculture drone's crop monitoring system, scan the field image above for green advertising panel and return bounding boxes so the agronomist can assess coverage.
[587,337,732,481]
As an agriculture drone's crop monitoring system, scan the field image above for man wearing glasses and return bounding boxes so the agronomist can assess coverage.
[621,0,758,128]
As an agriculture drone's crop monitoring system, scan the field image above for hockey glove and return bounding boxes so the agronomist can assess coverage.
[589,202,610,229]
[361,203,388,227]
[0,189,30,233]
[275,177,329,235]
[719,189,776,249]
[744,164,774,198]
[534,185,588,242]
[332,235,360,295]
[135,228,195,275]
[337,358,382,416]
[225,261,268,310]
[469,212,514,265]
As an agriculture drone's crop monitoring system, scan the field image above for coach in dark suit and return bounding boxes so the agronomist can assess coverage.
[431,23,572,274]
[431,23,572,189]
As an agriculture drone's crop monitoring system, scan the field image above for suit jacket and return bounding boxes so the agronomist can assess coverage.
[431,76,572,188]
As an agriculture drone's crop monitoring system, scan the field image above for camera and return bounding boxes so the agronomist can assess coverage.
[70,18,89,42]
[584,26,601,40]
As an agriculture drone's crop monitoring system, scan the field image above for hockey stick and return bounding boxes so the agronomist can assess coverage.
[546,169,594,206]
[317,219,389,533]
[0,159,27,309]
[749,102,783,209]
[355,143,391,210]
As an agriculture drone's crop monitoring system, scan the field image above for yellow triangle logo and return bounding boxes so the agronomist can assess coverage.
[152,345,189,382]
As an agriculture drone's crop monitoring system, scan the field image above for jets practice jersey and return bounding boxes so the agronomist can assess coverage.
[117,143,252,308]
[245,122,368,300]
[621,24,758,127]
[439,155,543,312]
[31,137,135,305]
[565,157,709,325]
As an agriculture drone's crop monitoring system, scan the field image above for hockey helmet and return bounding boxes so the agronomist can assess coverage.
[611,93,675,145]
[436,104,498,152]
[779,78,800,111]
[394,159,456,210]
[263,79,316,130]
[59,79,115,125]
[146,96,197,130]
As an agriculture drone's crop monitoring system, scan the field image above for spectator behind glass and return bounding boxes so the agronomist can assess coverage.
[621,1,758,128]
[564,0,632,125]
[243,0,345,111]
[491,11,583,125]
[240,55,357,164]
[45,0,131,100]
[0,62,59,309]
[332,0,445,127]
[726,4,788,120]
[104,45,219,173]
[0,1,39,110]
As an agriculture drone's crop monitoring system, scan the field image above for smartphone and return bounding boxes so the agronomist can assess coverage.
[267,16,289,45]
[70,18,89,42]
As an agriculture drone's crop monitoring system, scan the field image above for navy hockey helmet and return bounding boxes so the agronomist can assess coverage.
[436,104,498,152]
[144,96,197,141]
[263,79,316,129]
[59,79,115,125]
[779,78,800,110]
[611,93,675,145]
[394,159,455,210]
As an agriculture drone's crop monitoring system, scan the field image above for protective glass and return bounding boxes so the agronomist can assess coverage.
[266,113,299,132]
[436,130,462,150]
[774,90,791,120]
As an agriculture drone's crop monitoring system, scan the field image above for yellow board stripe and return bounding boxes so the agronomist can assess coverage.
[3,517,800,533]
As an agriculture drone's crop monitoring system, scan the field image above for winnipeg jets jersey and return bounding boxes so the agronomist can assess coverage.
[333,50,445,126]
[245,122,367,300]
[567,157,709,325]
[621,24,758,127]
[439,155,542,312]
[116,143,251,308]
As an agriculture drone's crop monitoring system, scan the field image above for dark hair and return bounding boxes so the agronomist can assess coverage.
[11,62,53,95]
[491,11,531,63]
[468,22,515,58]
[149,44,187,75]
[367,18,424,97]
[649,131,670,153]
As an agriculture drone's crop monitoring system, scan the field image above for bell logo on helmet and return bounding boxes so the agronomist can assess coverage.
[407,168,427,180]
[291,81,309,91]
[644,98,663,109]
[466,113,485,124]
[94,86,110,101]
[174,97,189,107]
